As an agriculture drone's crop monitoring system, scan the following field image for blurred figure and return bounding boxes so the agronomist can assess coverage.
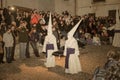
[3,28,13,63]
[3,8,12,26]
[0,9,4,24]
[93,34,101,46]
[29,28,40,57]
[11,23,17,61]
[0,33,4,64]
[104,50,120,80]
[30,9,40,25]
[39,25,47,45]
[18,21,29,60]
[112,9,120,47]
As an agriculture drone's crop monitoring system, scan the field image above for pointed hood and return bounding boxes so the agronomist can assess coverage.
[68,18,83,38]
[116,8,120,27]
[47,13,53,35]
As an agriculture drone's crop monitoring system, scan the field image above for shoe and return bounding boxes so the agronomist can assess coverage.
[7,62,12,63]
[1,61,5,63]
[36,55,40,57]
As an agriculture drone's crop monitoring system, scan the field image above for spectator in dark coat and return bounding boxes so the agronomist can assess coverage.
[18,21,29,60]
[29,28,40,57]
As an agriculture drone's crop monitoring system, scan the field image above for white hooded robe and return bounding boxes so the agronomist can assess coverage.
[64,37,82,74]
[42,13,58,67]
[43,35,58,67]
[63,19,83,74]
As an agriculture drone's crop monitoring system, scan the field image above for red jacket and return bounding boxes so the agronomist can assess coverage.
[30,14,40,25]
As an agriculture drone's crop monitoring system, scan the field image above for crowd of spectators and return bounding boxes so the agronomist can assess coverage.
[0,7,120,80]
[0,8,117,63]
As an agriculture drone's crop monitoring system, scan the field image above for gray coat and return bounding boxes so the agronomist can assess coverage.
[3,32,14,47]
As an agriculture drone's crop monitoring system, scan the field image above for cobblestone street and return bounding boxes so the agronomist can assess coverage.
[0,44,119,80]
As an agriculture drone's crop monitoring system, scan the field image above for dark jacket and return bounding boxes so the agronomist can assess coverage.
[29,32,39,42]
[18,27,29,42]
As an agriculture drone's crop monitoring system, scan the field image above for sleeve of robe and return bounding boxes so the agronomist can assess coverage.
[53,38,58,52]
[42,37,47,52]
[73,39,79,56]
[63,41,67,56]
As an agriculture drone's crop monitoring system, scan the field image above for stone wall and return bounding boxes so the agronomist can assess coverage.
[77,0,120,16]
[2,0,55,12]
[54,0,75,15]
[2,0,120,16]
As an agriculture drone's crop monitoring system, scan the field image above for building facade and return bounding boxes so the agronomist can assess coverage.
[1,0,120,17]
[77,0,120,17]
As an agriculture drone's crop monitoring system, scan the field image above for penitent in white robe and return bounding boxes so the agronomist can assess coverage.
[43,35,58,67]
[63,38,82,74]
[112,26,120,47]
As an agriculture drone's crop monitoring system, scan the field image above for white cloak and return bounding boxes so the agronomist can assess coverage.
[112,26,120,47]
[63,38,82,74]
[43,35,58,67]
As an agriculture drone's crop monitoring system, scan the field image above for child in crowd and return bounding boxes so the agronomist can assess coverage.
[93,34,101,46]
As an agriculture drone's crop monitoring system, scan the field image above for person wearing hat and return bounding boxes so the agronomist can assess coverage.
[42,13,58,68]
[63,18,83,74]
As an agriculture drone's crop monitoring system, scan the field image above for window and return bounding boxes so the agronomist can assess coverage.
[88,13,96,17]
[93,0,105,2]
[109,10,116,19]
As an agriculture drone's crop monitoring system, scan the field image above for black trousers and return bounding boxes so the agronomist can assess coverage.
[0,54,4,63]
[25,42,30,58]
[30,41,40,57]
[11,43,16,60]
[5,47,12,63]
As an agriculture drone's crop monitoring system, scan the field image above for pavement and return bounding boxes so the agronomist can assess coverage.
[0,44,119,80]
